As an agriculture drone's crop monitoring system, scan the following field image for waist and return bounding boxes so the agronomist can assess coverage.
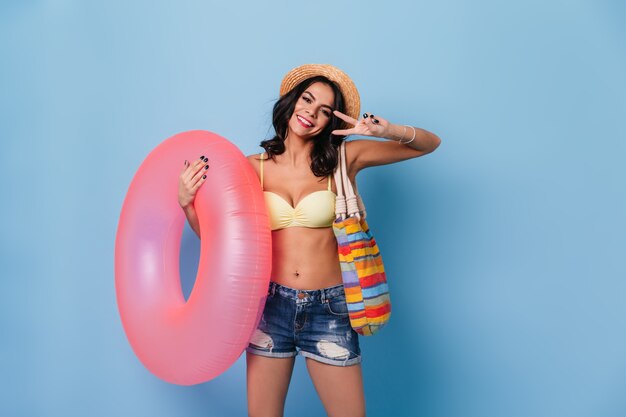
[269,226,342,287]
[268,281,345,301]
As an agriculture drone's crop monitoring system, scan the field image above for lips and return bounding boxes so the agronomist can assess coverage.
[296,115,313,128]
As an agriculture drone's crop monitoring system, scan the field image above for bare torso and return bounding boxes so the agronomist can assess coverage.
[270,227,343,289]
[247,151,358,290]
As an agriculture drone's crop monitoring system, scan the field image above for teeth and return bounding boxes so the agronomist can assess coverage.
[298,116,312,127]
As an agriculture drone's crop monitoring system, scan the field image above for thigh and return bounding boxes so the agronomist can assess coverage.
[306,358,366,417]
[297,288,361,366]
[246,352,295,417]
[246,287,298,358]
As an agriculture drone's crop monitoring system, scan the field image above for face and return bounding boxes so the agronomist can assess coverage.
[287,81,335,138]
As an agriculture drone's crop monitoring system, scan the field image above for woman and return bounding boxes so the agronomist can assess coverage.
[178,64,440,417]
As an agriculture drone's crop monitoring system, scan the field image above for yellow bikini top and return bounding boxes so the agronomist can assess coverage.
[260,152,336,231]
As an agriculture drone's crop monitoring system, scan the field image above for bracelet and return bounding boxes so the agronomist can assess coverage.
[399,125,407,143]
[399,125,416,144]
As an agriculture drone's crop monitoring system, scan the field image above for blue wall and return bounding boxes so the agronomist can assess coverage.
[2,1,625,416]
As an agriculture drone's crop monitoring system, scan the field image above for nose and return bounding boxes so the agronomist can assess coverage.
[305,107,318,119]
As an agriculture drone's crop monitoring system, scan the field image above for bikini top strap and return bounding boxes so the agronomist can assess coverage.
[260,152,265,190]
[327,175,331,191]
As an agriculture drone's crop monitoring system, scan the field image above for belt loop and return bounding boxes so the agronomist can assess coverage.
[321,289,327,304]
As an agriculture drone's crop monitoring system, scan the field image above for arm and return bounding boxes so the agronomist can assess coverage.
[179,153,263,239]
[181,203,201,238]
[333,111,441,174]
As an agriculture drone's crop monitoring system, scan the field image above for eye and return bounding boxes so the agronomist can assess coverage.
[302,96,312,103]
[322,109,331,117]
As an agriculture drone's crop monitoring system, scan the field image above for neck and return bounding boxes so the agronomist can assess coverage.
[282,130,313,167]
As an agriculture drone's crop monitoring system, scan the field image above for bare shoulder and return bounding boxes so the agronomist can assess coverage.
[246,152,262,163]
[246,152,266,162]
[246,152,264,176]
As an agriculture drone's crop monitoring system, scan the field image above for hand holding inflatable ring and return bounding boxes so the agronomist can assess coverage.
[178,156,210,211]
[115,130,271,385]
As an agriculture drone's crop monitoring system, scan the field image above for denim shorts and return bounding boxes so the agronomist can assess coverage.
[246,281,362,367]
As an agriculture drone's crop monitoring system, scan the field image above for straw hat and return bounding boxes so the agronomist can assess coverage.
[279,64,361,124]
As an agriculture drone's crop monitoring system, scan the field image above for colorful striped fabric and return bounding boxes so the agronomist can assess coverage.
[333,216,391,336]
[332,141,391,336]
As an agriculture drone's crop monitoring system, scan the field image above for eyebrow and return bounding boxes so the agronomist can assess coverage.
[304,90,334,111]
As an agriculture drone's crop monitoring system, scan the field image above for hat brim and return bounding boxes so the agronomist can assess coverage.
[279,64,361,130]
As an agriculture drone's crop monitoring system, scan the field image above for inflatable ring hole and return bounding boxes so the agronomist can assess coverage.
[179,223,200,302]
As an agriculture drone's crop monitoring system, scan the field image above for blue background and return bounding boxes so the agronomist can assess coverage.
[2,0,625,416]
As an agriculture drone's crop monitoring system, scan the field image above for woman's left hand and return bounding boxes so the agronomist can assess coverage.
[331,110,389,138]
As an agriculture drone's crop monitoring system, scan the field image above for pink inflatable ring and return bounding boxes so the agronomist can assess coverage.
[115,130,271,385]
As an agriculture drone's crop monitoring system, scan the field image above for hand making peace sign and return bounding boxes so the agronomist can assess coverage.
[331,110,389,138]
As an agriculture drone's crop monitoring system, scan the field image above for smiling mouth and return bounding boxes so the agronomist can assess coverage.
[297,115,313,128]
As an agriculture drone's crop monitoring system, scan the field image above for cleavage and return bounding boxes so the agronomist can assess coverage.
[268,189,329,209]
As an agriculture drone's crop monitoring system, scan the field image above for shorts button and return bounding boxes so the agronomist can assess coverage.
[297,293,306,299]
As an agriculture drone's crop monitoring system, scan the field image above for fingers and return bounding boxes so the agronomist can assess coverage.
[333,110,358,126]
[360,113,377,133]
[331,128,355,136]
[183,155,209,182]
[190,172,207,194]
[180,155,209,193]
[363,112,380,124]
[190,160,209,186]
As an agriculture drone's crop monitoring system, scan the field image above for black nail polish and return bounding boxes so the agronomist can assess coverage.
[184,160,188,165]
[363,113,368,118]
[202,174,207,179]
[203,157,208,162]
[370,114,375,118]
[200,155,205,159]
[373,119,379,124]
[204,165,209,169]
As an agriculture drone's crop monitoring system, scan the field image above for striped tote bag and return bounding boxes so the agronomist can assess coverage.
[332,141,391,336]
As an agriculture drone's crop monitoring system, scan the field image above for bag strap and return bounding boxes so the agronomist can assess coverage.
[333,153,346,218]
[333,142,367,220]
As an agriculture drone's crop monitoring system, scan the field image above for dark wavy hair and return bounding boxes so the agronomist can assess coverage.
[259,76,346,177]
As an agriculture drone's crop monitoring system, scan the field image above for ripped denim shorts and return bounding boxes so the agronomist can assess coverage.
[245,281,362,367]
